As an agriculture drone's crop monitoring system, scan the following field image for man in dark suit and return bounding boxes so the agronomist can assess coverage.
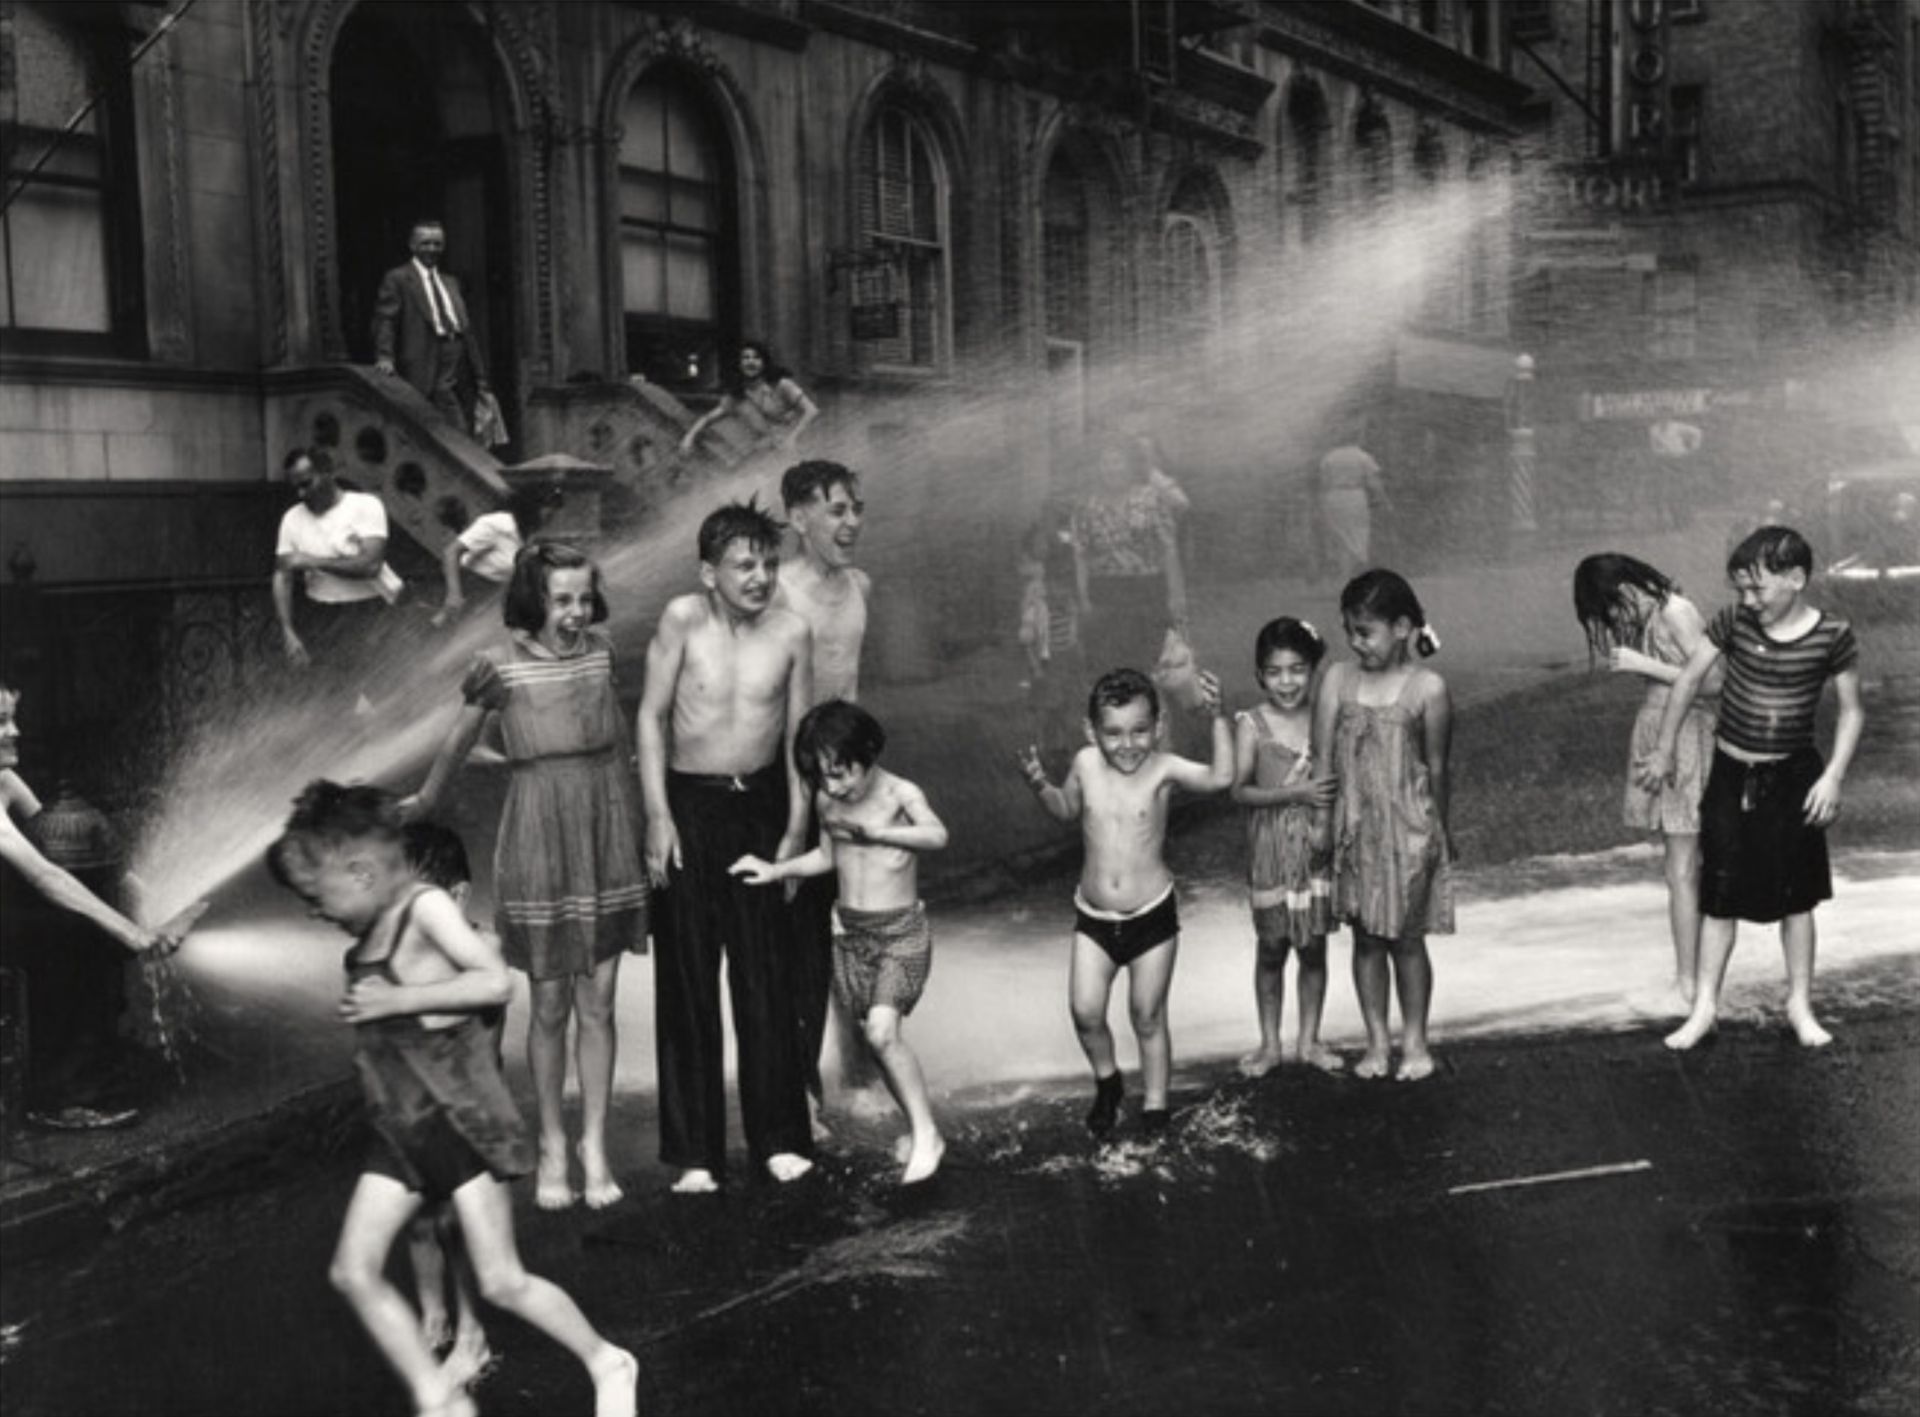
[372,220,491,430]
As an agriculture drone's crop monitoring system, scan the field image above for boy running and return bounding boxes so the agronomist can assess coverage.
[1019,666,1234,1134]
[1639,526,1864,1051]
[731,700,949,1183]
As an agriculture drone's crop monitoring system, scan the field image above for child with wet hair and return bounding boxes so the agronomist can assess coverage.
[1231,618,1341,1077]
[1573,553,1721,1006]
[1313,570,1455,1082]
[730,700,951,1184]
[1637,526,1864,1051]
[1019,666,1234,1136]
[269,781,636,1417]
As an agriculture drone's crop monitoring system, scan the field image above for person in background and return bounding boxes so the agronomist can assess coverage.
[432,486,563,629]
[372,219,492,433]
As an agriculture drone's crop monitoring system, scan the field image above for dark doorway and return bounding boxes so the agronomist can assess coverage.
[329,3,518,440]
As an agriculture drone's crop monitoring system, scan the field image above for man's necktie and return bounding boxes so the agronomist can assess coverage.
[424,268,460,336]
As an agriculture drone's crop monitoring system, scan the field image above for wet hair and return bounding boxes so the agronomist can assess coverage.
[781,460,859,510]
[697,497,785,565]
[793,699,886,789]
[1254,617,1327,669]
[723,339,793,398]
[1572,554,1676,663]
[272,780,405,882]
[506,484,563,540]
[1727,524,1814,579]
[502,540,610,633]
[1087,667,1160,723]
[403,820,471,891]
[1340,569,1440,657]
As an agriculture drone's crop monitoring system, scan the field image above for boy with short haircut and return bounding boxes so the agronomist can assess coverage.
[1640,526,1865,1052]
[730,700,950,1184]
[269,783,635,1417]
[638,499,816,1193]
[1019,666,1235,1135]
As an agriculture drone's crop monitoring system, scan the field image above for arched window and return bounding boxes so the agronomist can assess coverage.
[1162,175,1224,347]
[2,3,143,353]
[1355,100,1394,217]
[1286,78,1331,245]
[858,104,949,371]
[619,67,734,389]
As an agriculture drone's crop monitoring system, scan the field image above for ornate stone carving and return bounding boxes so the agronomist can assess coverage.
[249,0,289,364]
[150,22,193,362]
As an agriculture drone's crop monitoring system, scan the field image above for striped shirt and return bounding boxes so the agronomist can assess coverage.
[1707,606,1858,756]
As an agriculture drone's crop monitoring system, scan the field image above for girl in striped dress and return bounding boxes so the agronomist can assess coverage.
[1230,618,1341,1077]
[413,542,648,1211]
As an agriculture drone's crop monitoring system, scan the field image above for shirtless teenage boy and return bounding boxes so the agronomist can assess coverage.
[638,500,815,1192]
[731,700,949,1184]
[776,461,880,1123]
[1020,666,1234,1135]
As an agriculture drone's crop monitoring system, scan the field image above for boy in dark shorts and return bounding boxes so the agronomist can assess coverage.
[1019,667,1233,1135]
[1639,526,1865,1051]
[731,700,950,1184]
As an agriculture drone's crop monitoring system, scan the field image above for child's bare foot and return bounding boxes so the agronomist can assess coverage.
[671,1168,719,1195]
[1237,1047,1284,1079]
[1354,1049,1391,1079]
[1786,1004,1833,1048]
[809,1094,833,1145]
[1086,1072,1123,1136]
[440,1337,497,1392]
[420,1312,453,1356]
[589,1345,639,1417]
[766,1152,814,1183]
[1394,1049,1435,1082]
[578,1143,624,1210]
[1299,1043,1347,1074]
[893,1134,913,1165]
[534,1144,576,1210]
[1663,1011,1717,1051]
[901,1130,946,1185]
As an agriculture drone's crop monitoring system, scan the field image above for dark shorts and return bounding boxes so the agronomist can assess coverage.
[365,1109,489,1202]
[1699,747,1833,924]
[1075,887,1180,967]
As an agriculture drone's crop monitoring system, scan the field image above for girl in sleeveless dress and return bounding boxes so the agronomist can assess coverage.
[1230,618,1341,1077]
[1574,554,1721,1007]
[413,543,648,1212]
[1313,571,1455,1082]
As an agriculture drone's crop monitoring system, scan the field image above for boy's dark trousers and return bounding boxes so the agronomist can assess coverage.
[652,765,812,1175]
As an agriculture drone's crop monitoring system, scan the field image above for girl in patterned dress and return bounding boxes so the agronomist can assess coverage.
[1573,554,1721,1007]
[1312,570,1455,1082]
[1230,618,1341,1077]
[413,543,648,1211]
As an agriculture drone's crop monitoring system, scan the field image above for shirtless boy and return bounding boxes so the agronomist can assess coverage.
[1020,666,1234,1135]
[731,700,949,1184]
[638,500,815,1192]
[776,461,880,1123]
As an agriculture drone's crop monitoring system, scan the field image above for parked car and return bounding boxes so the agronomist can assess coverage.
[1805,459,1920,622]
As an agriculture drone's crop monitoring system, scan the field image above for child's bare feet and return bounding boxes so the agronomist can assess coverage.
[1238,1047,1284,1079]
[901,1130,945,1185]
[1786,1003,1833,1048]
[766,1152,814,1183]
[578,1142,624,1210]
[534,1143,576,1210]
[1299,1043,1346,1074]
[1394,1049,1435,1082]
[589,1345,639,1417]
[1354,1048,1391,1079]
[1663,1010,1717,1051]
[671,1168,719,1195]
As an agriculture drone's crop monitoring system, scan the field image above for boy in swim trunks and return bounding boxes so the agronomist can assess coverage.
[269,782,635,1417]
[731,700,950,1184]
[1019,666,1233,1135]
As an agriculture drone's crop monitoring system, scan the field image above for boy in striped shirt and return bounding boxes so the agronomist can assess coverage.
[1639,526,1864,1051]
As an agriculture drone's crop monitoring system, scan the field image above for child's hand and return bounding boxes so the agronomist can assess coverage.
[645,816,683,888]
[1301,772,1338,809]
[1633,747,1673,792]
[1195,670,1224,715]
[1017,745,1048,789]
[728,854,780,887]
[1608,646,1650,675]
[340,976,400,1023]
[1803,771,1845,827]
[826,820,874,845]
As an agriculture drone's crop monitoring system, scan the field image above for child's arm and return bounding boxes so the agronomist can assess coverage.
[777,627,816,869]
[0,811,183,957]
[731,836,834,887]
[1610,600,1707,685]
[678,395,733,453]
[779,379,820,449]
[340,891,510,1023]
[411,702,488,817]
[1019,745,1082,822]
[432,537,467,625]
[1637,640,1721,789]
[1804,666,1864,827]
[829,781,949,852]
[1419,672,1455,854]
[1309,665,1345,846]
[637,606,687,885]
[1164,679,1235,794]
